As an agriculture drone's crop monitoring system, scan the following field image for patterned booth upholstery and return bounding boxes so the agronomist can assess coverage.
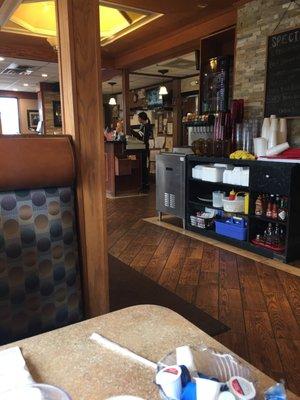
[0,136,83,345]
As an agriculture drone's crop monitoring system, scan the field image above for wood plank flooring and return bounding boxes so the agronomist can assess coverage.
[107,189,300,395]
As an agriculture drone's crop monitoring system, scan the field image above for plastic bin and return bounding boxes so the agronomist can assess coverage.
[192,165,203,180]
[215,217,247,241]
[201,165,225,182]
[222,197,245,213]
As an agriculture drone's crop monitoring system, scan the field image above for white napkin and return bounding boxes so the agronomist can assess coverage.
[0,346,43,400]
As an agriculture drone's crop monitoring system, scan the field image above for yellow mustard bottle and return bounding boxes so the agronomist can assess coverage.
[244,192,249,215]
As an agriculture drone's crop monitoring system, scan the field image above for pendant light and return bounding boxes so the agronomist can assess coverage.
[158,69,169,96]
[108,81,117,105]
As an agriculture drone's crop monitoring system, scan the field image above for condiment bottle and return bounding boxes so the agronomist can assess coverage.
[266,198,273,218]
[265,223,273,245]
[228,190,236,201]
[278,198,287,222]
[255,195,263,216]
[273,224,281,246]
[244,193,249,215]
[272,200,278,219]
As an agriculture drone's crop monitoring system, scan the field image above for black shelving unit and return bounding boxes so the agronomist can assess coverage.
[185,156,300,263]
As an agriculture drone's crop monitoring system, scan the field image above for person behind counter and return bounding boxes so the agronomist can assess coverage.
[115,120,126,143]
[131,112,153,192]
[104,120,126,143]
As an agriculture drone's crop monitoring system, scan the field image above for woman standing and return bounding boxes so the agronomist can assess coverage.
[132,112,153,192]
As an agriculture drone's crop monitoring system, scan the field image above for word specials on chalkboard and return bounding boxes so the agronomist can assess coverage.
[265,28,300,118]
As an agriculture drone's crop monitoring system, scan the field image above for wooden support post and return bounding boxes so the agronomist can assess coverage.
[55,0,109,317]
[122,69,130,136]
[172,78,182,147]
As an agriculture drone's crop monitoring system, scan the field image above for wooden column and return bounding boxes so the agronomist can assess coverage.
[122,69,130,136]
[172,78,182,147]
[55,0,109,317]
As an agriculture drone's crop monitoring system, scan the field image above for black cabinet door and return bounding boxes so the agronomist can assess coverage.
[250,164,292,195]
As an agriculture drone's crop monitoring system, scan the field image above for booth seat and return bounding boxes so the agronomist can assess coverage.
[0,135,83,345]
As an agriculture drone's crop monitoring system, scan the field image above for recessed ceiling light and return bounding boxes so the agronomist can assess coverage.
[42,73,48,78]
[0,57,5,61]
[197,3,208,8]
[23,83,29,87]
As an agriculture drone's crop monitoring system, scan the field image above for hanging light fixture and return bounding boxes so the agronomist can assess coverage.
[108,81,117,105]
[158,69,169,96]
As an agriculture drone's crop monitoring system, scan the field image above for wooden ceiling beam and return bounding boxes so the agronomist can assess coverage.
[101,68,121,81]
[0,0,22,27]
[130,71,179,79]
[0,32,58,63]
[115,9,237,70]
[0,31,115,68]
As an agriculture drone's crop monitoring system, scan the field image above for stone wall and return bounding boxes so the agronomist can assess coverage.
[234,0,300,145]
[43,91,62,135]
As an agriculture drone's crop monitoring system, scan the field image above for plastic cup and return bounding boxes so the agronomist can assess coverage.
[2,383,72,400]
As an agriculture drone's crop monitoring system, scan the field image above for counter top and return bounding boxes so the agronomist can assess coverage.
[0,305,297,399]
[187,155,300,167]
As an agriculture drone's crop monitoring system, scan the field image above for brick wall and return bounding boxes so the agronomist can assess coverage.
[234,0,300,145]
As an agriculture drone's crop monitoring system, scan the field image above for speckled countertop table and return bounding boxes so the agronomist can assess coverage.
[0,305,297,399]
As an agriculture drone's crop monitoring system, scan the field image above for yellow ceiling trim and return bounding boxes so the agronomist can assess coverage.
[10,15,56,36]
[101,13,162,46]
[2,0,163,46]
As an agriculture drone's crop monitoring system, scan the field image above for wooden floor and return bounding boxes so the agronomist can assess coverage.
[107,188,300,395]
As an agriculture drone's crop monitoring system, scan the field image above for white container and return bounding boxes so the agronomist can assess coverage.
[175,346,197,375]
[213,191,225,208]
[223,168,249,187]
[228,376,256,400]
[156,365,182,400]
[253,137,267,157]
[242,168,250,187]
[192,165,203,180]
[223,197,245,213]
[223,170,230,184]
[278,118,287,144]
[268,115,278,149]
[195,378,220,400]
[157,345,256,400]
[218,393,235,400]
[201,165,225,183]
[261,117,270,141]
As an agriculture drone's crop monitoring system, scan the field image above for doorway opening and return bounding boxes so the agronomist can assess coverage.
[0,97,20,134]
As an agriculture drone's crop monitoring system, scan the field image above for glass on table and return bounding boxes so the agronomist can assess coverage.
[2,383,72,400]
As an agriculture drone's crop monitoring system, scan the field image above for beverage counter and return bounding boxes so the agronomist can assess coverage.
[156,154,300,263]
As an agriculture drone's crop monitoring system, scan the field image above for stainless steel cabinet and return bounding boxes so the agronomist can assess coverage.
[156,153,186,227]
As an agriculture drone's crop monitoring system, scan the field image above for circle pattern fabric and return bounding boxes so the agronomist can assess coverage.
[0,187,82,345]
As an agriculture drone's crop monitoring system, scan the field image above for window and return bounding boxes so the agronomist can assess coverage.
[0,97,20,134]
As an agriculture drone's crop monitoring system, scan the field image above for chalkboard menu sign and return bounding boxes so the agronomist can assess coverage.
[265,28,300,118]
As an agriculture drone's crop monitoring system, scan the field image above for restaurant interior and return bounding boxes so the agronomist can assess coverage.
[0,0,299,399]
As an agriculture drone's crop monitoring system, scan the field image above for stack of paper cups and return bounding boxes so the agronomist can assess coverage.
[278,118,287,144]
[253,137,268,157]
